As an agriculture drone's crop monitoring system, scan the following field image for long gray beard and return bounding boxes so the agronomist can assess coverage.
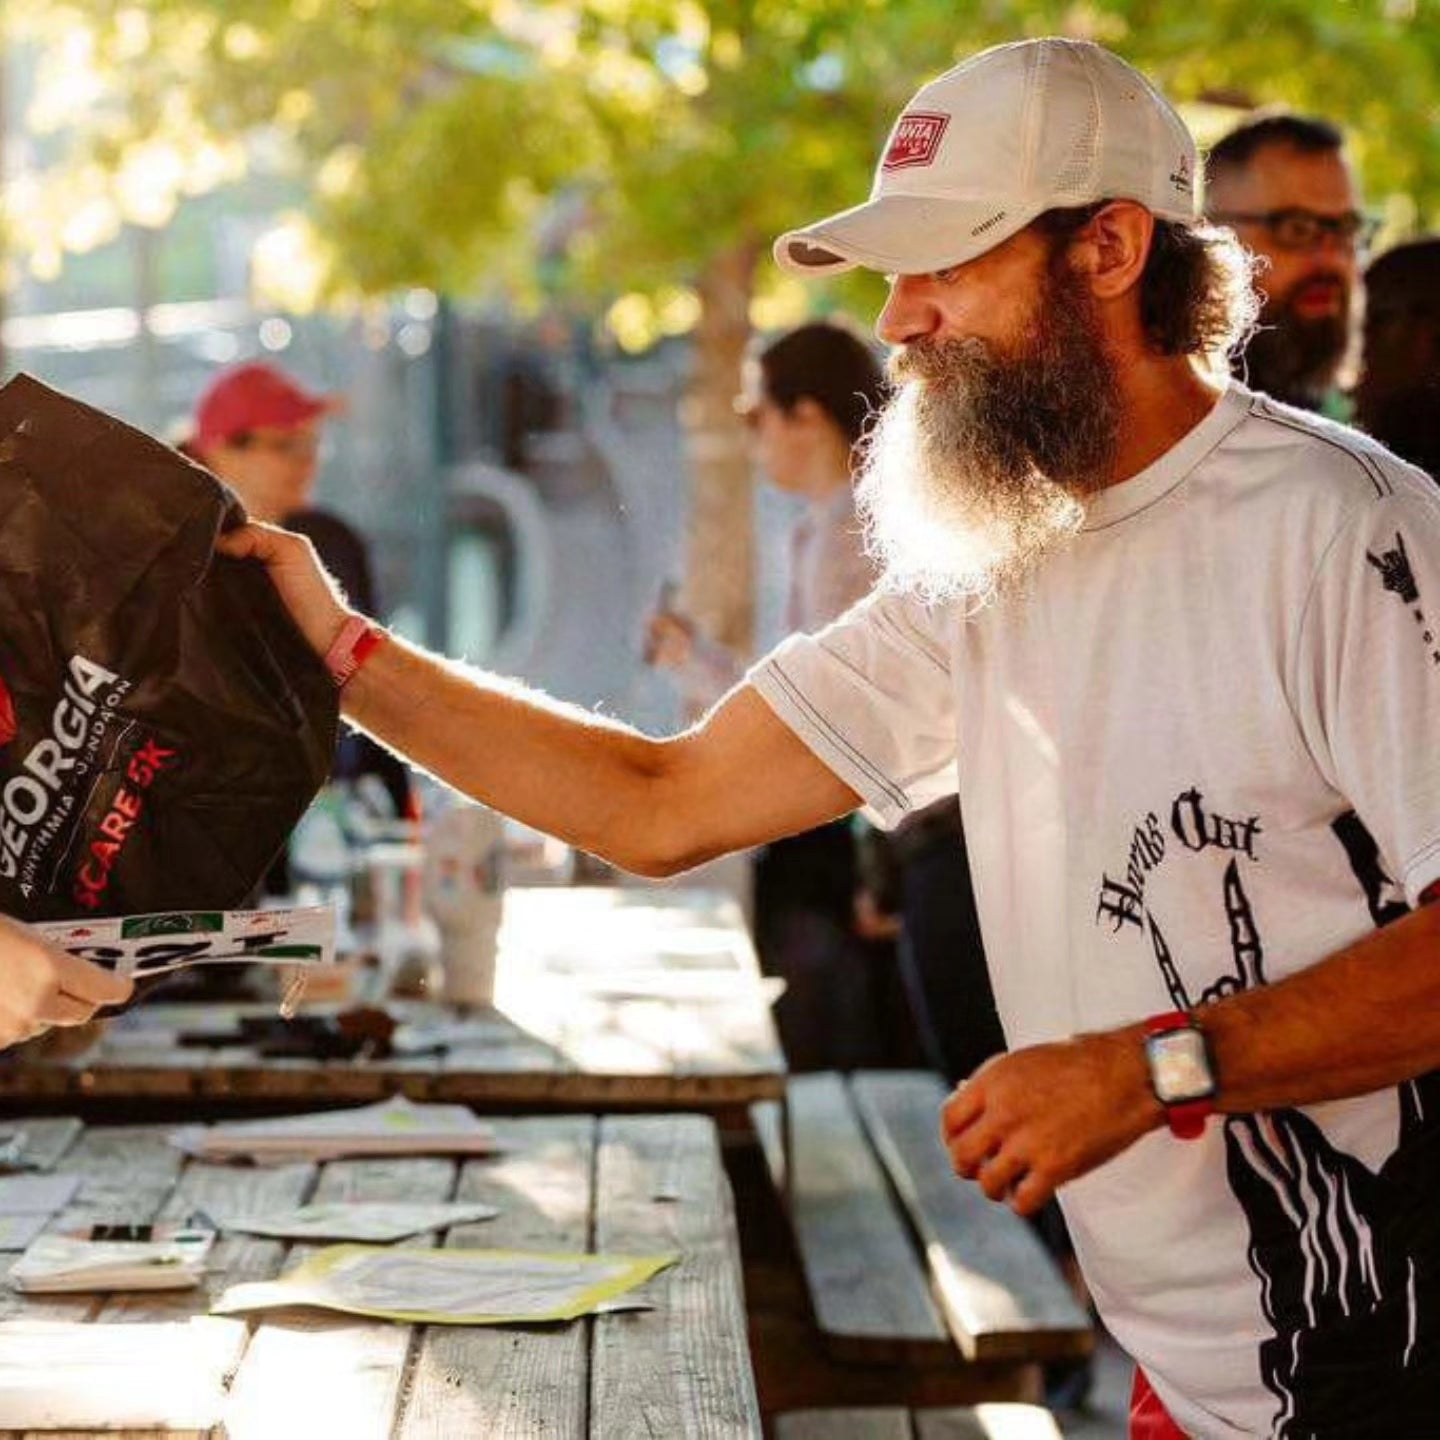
[855,294,1121,606]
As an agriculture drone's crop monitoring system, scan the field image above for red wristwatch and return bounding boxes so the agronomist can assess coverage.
[1143,1011,1217,1139]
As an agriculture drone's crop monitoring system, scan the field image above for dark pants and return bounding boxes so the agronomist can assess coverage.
[893,805,1005,1085]
[753,821,896,1072]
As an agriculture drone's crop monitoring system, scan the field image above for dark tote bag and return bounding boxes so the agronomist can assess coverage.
[0,374,337,921]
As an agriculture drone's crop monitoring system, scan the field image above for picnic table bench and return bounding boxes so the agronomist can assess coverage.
[0,887,786,1122]
[0,1109,760,1437]
[755,1072,1092,1375]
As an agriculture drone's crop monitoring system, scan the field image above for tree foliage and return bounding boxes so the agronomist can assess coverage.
[13,0,1440,315]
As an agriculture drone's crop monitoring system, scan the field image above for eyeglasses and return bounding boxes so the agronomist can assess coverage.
[1209,207,1379,253]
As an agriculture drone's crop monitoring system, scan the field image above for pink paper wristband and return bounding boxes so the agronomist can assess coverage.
[324,615,385,687]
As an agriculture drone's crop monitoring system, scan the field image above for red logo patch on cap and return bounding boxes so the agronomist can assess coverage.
[883,111,950,171]
[0,674,15,747]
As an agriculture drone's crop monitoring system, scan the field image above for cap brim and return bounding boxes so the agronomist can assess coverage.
[298,392,347,421]
[773,194,1045,277]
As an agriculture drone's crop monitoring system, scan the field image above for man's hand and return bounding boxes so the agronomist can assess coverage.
[0,915,133,1050]
[940,1027,1162,1215]
[215,522,352,657]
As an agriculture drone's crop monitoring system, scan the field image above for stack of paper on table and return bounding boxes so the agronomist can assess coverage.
[10,1223,216,1293]
[171,1094,500,1164]
[0,1318,244,1429]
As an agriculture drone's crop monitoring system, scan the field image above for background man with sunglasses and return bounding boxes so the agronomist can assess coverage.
[1206,112,1372,416]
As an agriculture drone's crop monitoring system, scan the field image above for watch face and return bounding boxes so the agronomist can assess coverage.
[1146,1028,1216,1105]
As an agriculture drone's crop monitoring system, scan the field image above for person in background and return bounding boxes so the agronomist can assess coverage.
[1355,237,1440,477]
[1205,112,1370,416]
[0,915,131,1051]
[647,321,904,1070]
[185,362,413,829]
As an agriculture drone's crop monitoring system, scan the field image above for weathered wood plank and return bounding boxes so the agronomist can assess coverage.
[395,1116,594,1440]
[590,1113,762,1438]
[7,1149,317,1439]
[28,1159,327,1440]
[775,1410,913,1440]
[3,1126,190,1439]
[774,1075,950,1365]
[0,1126,185,1326]
[850,1073,1092,1364]
[913,1404,1064,1439]
[219,1155,457,1440]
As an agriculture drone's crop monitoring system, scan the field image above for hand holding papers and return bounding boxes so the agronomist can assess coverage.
[170,1094,500,1164]
[215,1244,677,1324]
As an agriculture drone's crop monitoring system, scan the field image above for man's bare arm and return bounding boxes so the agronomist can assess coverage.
[941,900,1440,1215]
[343,634,860,874]
[218,523,862,875]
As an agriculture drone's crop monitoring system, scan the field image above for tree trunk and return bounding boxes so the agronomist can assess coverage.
[681,242,759,671]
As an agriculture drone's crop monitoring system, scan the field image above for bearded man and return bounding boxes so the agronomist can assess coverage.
[223,38,1440,1440]
[1205,113,1370,417]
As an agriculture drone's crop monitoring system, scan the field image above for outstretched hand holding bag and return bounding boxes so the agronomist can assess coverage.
[0,374,338,922]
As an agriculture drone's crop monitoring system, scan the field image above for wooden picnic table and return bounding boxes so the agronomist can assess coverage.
[0,887,786,1119]
[0,1109,761,1437]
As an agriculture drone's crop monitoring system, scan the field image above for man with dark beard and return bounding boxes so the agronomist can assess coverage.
[220,38,1440,1440]
[1205,113,1370,415]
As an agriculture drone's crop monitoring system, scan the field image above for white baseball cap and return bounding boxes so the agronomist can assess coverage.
[774,38,1199,278]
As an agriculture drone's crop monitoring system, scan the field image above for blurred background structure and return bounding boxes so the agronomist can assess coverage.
[5,0,1440,737]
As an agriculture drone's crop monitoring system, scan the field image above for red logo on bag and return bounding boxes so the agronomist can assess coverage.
[883,111,950,171]
[0,675,15,747]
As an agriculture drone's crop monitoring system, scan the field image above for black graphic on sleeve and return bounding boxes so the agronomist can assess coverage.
[1366,530,1419,604]
[1104,791,1440,1436]
[1365,529,1440,668]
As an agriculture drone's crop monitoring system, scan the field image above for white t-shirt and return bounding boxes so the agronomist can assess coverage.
[749,383,1440,1439]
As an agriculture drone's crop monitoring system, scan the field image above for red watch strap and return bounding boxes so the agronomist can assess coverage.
[1165,1098,1212,1139]
[1144,1009,1192,1036]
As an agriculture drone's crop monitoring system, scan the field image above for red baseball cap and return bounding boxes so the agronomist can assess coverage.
[193,363,342,449]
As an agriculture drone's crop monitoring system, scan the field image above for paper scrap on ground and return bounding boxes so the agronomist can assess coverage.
[0,1318,244,1430]
[9,1223,216,1293]
[171,1094,500,1164]
[216,1201,499,1243]
[34,905,335,979]
[215,1244,677,1324]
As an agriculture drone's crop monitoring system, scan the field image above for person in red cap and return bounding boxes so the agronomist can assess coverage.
[188,362,342,525]
[188,362,413,827]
